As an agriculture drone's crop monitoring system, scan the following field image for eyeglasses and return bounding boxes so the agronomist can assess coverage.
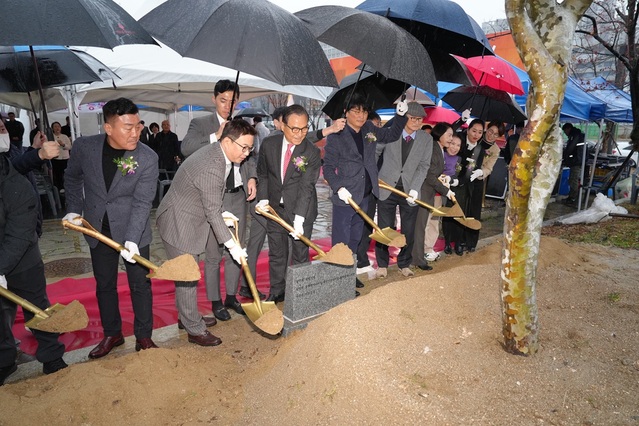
[348,108,369,116]
[407,116,423,122]
[284,123,310,134]
[486,129,499,136]
[230,137,254,153]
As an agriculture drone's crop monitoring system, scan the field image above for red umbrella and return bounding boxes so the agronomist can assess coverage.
[455,55,525,95]
[423,106,460,124]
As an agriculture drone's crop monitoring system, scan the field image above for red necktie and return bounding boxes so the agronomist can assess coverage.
[282,143,293,182]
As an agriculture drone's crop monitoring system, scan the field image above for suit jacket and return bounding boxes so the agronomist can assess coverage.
[323,115,407,204]
[420,141,451,204]
[156,143,233,255]
[377,130,433,201]
[257,134,321,226]
[65,134,158,249]
[180,111,221,158]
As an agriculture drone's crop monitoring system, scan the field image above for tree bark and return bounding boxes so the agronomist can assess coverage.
[502,0,593,355]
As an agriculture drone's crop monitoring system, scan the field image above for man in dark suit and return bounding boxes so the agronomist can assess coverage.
[63,98,159,358]
[152,120,180,171]
[180,80,258,321]
[375,102,433,278]
[156,119,256,346]
[255,104,321,302]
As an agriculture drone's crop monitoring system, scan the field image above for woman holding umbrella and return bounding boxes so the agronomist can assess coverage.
[455,119,503,252]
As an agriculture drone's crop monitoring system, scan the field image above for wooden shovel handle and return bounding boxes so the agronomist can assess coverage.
[255,205,327,256]
[378,179,448,215]
[62,219,159,271]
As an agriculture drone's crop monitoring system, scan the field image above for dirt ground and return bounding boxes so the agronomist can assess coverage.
[1,232,638,425]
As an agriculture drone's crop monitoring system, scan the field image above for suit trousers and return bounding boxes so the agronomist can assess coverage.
[375,193,417,268]
[356,195,377,268]
[90,235,153,339]
[240,199,268,290]
[204,189,247,302]
[332,195,369,253]
[0,262,65,367]
[162,241,208,336]
[266,217,311,297]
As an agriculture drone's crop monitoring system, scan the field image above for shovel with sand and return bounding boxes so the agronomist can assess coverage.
[227,218,283,336]
[256,204,354,266]
[345,196,406,248]
[0,286,88,333]
[62,219,201,281]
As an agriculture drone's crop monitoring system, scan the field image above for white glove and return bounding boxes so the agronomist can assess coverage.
[396,100,408,116]
[224,239,248,264]
[446,190,456,200]
[0,275,6,290]
[62,212,82,226]
[450,178,459,187]
[406,189,418,207]
[222,211,239,227]
[121,241,139,264]
[337,187,352,204]
[255,199,269,213]
[470,169,484,182]
[461,108,472,121]
[290,215,305,240]
[438,175,451,188]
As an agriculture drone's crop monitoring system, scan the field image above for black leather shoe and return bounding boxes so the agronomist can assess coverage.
[135,338,158,351]
[224,298,246,315]
[416,263,433,271]
[355,291,360,297]
[238,286,265,300]
[43,358,67,375]
[178,316,217,329]
[467,246,476,253]
[455,245,464,256]
[212,304,231,321]
[355,278,365,288]
[444,244,452,255]
[187,330,222,347]
[88,334,125,359]
[265,293,285,303]
[0,363,17,385]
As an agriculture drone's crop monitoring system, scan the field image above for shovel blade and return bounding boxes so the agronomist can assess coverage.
[369,228,407,248]
[25,300,89,333]
[242,301,283,335]
[454,217,482,230]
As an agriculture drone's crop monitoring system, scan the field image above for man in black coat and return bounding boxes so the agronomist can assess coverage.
[562,123,586,205]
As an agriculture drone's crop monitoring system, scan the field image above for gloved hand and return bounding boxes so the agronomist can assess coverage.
[461,108,472,122]
[222,211,239,227]
[438,175,451,188]
[255,199,269,213]
[450,178,459,187]
[62,212,82,226]
[406,189,418,207]
[446,190,456,200]
[470,169,484,182]
[121,241,139,264]
[225,239,248,264]
[290,215,305,240]
[337,187,352,204]
[396,100,408,116]
[0,275,6,290]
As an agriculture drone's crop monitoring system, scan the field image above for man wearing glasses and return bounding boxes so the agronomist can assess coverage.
[156,119,257,346]
[180,80,258,322]
[253,105,321,303]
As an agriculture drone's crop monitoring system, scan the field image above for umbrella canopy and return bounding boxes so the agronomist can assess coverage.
[423,106,461,124]
[0,0,157,48]
[139,0,337,88]
[0,46,118,93]
[322,69,410,120]
[295,5,436,94]
[442,86,527,124]
[234,107,270,118]
[455,55,525,95]
[396,87,436,106]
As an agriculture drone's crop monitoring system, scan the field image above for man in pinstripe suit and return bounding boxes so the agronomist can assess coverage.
[156,119,256,346]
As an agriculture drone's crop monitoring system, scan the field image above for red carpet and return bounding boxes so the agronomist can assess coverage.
[13,237,442,355]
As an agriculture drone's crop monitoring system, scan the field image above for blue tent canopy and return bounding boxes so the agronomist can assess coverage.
[576,77,633,123]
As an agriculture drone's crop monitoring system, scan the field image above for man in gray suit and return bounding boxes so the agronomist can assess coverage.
[156,119,256,346]
[181,80,258,321]
[375,102,433,278]
[63,98,159,358]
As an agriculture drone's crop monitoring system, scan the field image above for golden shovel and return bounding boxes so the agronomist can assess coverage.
[0,286,88,333]
[256,204,354,266]
[378,179,454,216]
[227,218,283,336]
[449,195,482,230]
[345,196,406,248]
[62,219,201,282]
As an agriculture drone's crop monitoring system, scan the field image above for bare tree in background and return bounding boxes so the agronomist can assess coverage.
[501,0,593,355]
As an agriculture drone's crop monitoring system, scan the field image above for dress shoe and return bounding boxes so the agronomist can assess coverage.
[444,244,452,255]
[355,278,365,288]
[88,334,125,359]
[187,330,222,347]
[212,303,231,321]
[265,293,285,303]
[43,357,68,375]
[0,363,17,385]
[467,246,476,253]
[355,291,360,297]
[399,267,414,277]
[416,263,433,271]
[455,245,464,256]
[224,297,246,315]
[135,338,158,351]
[375,267,388,279]
[177,316,217,330]
[238,286,265,300]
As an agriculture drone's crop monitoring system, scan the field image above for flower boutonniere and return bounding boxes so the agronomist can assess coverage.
[292,156,308,172]
[484,149,494,158]
[113,156,139,176]
[365,132,377,143]
[465,157,476,172]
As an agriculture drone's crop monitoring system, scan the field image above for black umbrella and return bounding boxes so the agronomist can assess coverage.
[295,5,436,95]
[234,107,270,118]
[139,0,337,90]
[442,85,527,124]
[322,69,410,120]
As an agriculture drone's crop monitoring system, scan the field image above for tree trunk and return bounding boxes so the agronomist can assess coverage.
[502,0,593,355]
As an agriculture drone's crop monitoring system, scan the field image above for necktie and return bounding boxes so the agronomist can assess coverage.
[405,135,412,143]
[226,165,235,190]
[282,143,293,181]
